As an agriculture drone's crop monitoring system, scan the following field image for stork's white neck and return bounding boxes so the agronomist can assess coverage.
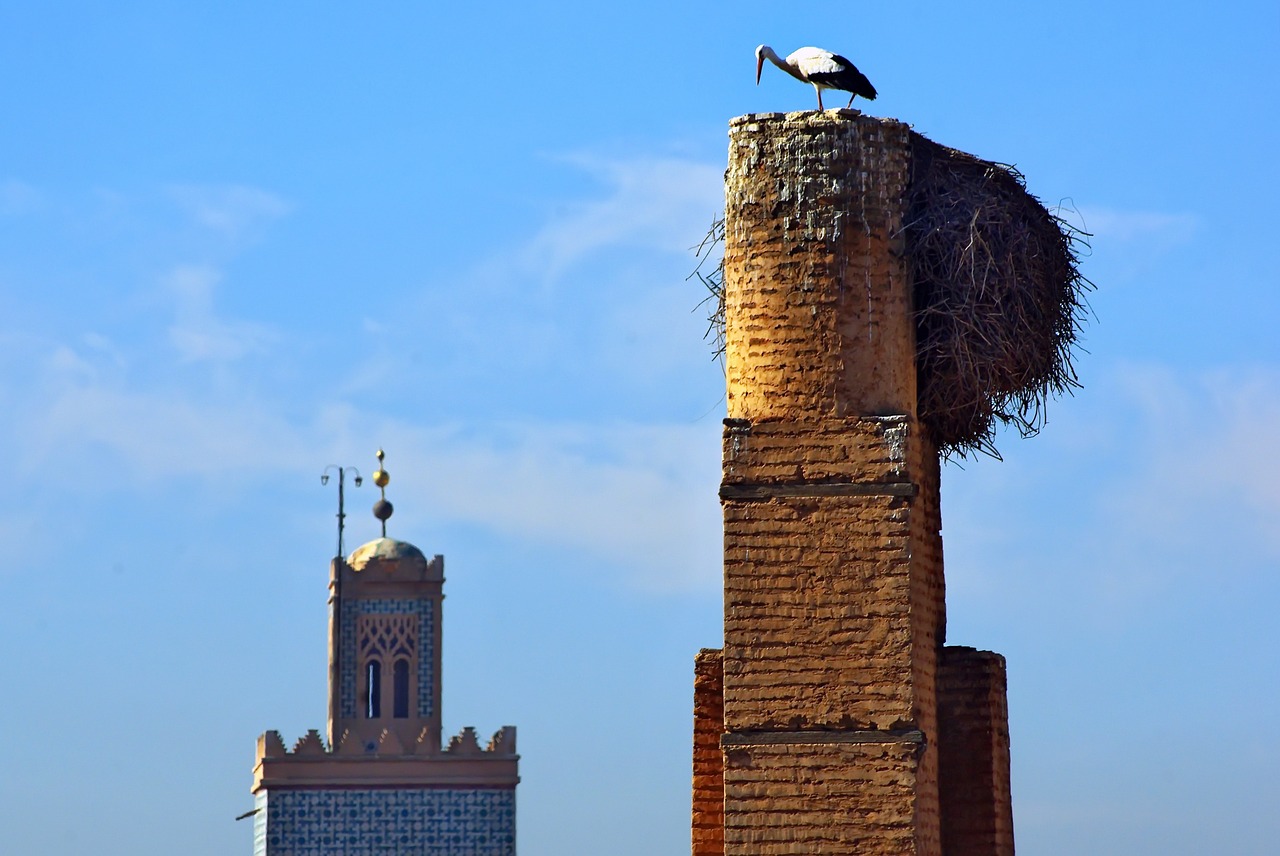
[760,45,808,83]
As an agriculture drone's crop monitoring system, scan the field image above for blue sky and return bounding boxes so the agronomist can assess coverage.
[1,2,1278,854]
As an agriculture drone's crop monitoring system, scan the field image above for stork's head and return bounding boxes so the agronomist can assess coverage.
[755,45,767,84]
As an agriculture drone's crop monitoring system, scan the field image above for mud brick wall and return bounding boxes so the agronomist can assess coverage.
[938,647,1014,856]
[723,112,917,422]
[720,452,939,732]
[721,489,920,729]
[722,739,924,856]
[717,111,945,856]
[718,423,943,855]
[692,649,726,856]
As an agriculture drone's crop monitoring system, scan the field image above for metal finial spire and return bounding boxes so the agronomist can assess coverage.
[371,448,394,538]
[321,464,363,558]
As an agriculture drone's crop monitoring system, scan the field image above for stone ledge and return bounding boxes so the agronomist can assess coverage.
[253,753,520,793]
[721,481,917,500]
[723,728,925,747]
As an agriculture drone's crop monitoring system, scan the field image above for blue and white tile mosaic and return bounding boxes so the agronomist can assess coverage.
[256,788,515,856]
[253,792,268,855]
[338,597,434,719]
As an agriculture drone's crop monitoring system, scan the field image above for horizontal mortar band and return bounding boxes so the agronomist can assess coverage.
[719,482,918,501]
[721,729,925,747]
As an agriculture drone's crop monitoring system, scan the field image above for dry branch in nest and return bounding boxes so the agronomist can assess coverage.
[690,216,727,361]
[693,132,1092,460]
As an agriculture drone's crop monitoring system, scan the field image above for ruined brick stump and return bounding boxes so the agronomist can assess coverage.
[693,649,726,856]
[938,648,1014,856]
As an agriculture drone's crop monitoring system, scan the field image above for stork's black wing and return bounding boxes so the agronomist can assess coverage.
[810,53,878,101]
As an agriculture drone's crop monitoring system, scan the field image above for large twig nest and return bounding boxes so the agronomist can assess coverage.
[694,132,1091,460]
[905,133,1092,458]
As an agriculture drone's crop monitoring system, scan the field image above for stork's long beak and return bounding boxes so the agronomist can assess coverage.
[756,54,764,85]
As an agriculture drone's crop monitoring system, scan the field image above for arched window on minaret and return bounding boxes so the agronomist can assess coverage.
[364,660,382,718]
[393,659,411,718]
[357,612,416,722]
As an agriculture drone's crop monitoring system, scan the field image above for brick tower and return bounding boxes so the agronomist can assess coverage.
[692,112,1013,856]
[252,453,519,855]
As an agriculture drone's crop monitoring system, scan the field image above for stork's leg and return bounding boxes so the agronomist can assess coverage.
[814,85,825,111]
[846,92,856,108]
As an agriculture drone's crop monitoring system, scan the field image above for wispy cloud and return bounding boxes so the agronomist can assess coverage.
[1103,363,1280,554]
[27,382,305,481]
[518,155,722,280]
[943,361,1280,624]
[1055,205,1200,285]
[346,151,727,405]
[1,159,726,590]
[164,264,276,363]
[1074,206,1198,243]
[167,183,292,241]
[387,420,723,592]
[13,361,723,590]
[0,179,45,216]
[5,319,722,591]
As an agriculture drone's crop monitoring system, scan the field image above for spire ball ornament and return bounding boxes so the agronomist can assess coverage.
[371,448,393,537]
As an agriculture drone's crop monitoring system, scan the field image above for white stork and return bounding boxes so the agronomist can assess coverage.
[755,45,878,111]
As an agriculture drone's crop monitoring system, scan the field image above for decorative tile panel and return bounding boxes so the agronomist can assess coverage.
[259,788,515,856]
[339,598,434,719]
[254,792,268,856]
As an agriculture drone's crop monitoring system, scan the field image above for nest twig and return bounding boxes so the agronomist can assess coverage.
[689,216,727,361]
[693,133,1092,460]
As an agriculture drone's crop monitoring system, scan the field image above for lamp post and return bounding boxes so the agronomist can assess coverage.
[321,465,363,559]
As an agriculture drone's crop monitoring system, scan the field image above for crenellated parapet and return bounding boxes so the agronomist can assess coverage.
[257,725,517,761]
[485,725,517,755]
[254,725,519,793]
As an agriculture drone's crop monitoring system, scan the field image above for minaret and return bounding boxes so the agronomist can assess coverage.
[326,450,444,754]
[252,451,519,856]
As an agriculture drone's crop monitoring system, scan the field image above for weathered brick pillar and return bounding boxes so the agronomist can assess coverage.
[938,648,1015,856]
[692,649,726,856]
[718,111,945,855]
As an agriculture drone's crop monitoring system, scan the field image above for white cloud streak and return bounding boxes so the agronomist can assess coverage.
[1074,206,1198,243]
[6,323,723,591]
[341,152,726,403]
[0,179,45,216]
[12,363,723,590]
[392,421,723,592]
[167,183,292,240]
[163,264,276,363]
[518,155,723,280]
[943,361,1280,623]
[1102,363,1280,556]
